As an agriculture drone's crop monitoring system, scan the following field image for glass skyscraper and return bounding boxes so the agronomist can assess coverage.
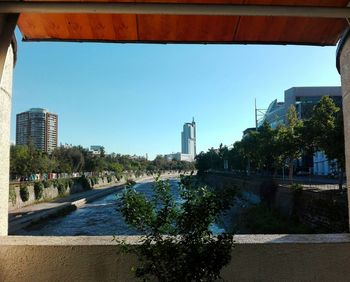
[181,118,196,159]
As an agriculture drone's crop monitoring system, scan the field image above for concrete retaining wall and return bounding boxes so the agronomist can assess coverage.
[8,176,122,211]
[200,173,348,232]
[0,234,349,282]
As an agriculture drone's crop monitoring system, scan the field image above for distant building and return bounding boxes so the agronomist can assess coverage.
[181,118,196,159]
[164,118,197,163]
[259,86,342,128]
[242,127,256,138]
[165,152,194,162]
[90,145,104,155]
[16,108,58,153]
[259,86,342,175]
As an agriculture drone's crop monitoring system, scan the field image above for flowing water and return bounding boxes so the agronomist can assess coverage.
[20,179,225,236]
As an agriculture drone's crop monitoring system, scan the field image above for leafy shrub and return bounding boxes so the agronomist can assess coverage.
[93,177,99,186]
[62,179,70,190]
[52,179,59,188]
[68,178,74,189]
[57,182,66,197]
[290,183,303,191]
[20,184,29,202]
[89,177,94,187]
[9,186,17,205]
[42,179,51,188]
[77,175,91,190]
[134,170,143,178]
[242,203,312,234]
[118,175,235,281]
[125,179,136,186]
[88,176,99,187]
[34,181,44,200]
[107,175,112,183]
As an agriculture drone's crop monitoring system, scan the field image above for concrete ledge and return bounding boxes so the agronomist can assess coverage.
[0,234,350,281]
[2,233,350,245]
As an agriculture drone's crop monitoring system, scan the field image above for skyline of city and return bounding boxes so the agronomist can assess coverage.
[10,30,341,159]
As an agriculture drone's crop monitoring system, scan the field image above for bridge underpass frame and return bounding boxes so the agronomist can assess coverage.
[1,1,350,237]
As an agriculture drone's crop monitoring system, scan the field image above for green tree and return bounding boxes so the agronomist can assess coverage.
[256,122,280,175]
[109,162,124,180]
[305,96,345,188]
[240,131,261,175]
[119,175,235,281]
[52,146,85,173]
[228,141,246,172]
[276,105,303,180]
[10,145,31,179]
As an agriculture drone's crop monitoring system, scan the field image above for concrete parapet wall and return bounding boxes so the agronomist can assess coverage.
[0,234,349,282]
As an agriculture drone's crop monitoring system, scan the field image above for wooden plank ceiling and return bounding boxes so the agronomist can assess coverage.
[17,0,350,45]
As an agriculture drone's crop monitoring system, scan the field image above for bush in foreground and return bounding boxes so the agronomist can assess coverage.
[118,175,235,282]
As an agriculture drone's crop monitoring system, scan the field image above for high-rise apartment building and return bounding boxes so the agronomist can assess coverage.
[181,118,196,159]
[16,108,58,153]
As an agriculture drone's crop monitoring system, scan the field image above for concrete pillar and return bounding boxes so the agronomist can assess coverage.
[0,14,17,235]
[338,30,350,229]
[0,43,14,235]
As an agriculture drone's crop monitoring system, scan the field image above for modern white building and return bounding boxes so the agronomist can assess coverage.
[259,86,342,176]
[313,151,338,176]
[90,145,104,155]
[181,118,196,160]
[165,152,194,162]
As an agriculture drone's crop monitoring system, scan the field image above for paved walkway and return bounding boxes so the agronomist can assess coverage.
[8,174,179,234]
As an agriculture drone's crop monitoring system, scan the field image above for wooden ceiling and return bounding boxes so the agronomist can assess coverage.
[17,0,350,45]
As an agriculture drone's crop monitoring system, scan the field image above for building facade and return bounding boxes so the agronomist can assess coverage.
[90,145,104,155]
[259,86,342,175]
[181,118,196,159]
[16,108,58,153]
[260,86,342,128]
[165,152,194,162]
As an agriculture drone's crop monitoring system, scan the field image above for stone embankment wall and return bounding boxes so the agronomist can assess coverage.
[8,172,180,212]
[200,172,348,232]
[8,176,121,211]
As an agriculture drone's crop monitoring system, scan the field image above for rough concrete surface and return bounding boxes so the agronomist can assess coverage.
[0,44,13,236]
[0,234,350,282]
[340,35,350,229]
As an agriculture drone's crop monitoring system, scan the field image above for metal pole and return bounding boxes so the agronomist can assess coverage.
[255,98,257,130]
[0,2,350,18]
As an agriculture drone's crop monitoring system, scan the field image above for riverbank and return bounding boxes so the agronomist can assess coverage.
[9,173,180,234]
[199,172,349,233]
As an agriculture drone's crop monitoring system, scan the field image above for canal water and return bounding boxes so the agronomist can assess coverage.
[19,179,225,236]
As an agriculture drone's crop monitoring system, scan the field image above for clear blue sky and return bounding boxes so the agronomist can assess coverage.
[11,29,341,159]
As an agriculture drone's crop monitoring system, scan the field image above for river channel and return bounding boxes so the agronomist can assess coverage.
[19,178,225,236]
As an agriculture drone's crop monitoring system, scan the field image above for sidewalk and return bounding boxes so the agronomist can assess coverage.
[8,173,179,234]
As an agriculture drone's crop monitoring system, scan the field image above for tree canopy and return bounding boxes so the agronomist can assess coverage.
[10,145,195,180]
[196,96,345,183]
